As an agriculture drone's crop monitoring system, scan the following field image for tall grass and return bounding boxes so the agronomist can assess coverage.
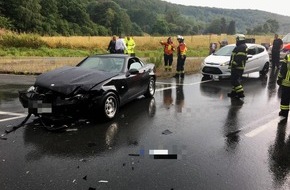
[0,32,46,48]
[41,34,273,53]
[0,32,274,75]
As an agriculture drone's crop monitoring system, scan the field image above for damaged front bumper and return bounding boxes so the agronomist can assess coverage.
[18,89,90,116]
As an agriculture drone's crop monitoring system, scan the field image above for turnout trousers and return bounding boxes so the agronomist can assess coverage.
[280,86,290,118]
[230,69,244,96]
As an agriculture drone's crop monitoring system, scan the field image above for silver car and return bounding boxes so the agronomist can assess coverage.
[201,43,270,78]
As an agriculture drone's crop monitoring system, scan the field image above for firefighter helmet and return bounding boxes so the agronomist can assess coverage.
[177,35,184,40]
[177,35,184,42]
[236,34,246,41]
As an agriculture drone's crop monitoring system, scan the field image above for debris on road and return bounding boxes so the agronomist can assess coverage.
[162,129,173,135]
[98,180,108,183]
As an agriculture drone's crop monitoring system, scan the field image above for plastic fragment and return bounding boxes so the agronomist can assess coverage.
[162,129,173,135]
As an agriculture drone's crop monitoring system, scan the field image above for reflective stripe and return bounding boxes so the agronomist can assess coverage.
[281,105,290,110]
[237,52,247,56]
[234,85,244,92]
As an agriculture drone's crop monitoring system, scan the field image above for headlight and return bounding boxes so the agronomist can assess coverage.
[27,86,35,92]
[220,62,229,66]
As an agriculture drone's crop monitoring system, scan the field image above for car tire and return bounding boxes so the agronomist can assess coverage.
[101,92,119,120]
[144,77,155,98]
[259,62,269,76]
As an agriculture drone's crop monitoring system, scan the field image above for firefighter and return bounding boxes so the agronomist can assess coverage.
[160,37,175,71]
[174,35,187,78]
[277,54,290,122]
[227,34,248,98]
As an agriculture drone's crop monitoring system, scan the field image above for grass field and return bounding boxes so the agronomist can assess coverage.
[0,34,273,76]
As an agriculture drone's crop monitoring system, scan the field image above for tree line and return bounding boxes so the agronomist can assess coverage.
[0,0,281,36]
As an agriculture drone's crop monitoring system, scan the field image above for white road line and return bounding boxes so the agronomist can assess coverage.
[245,118,280,137]
[0,111,26,116]
[156,79,212,86]
[0,111,26,122]
[155,86,177,92]
[0,115,26,122]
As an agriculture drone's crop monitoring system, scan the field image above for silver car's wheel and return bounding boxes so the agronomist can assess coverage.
[144,77,155,98]
[103,93,118,119]
[259,62,269,76]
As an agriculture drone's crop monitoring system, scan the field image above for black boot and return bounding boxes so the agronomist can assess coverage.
[236,92,245,98]
[173,73,179,78]
[180,73,184,78]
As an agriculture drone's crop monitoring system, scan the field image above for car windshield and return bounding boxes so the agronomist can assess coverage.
[78,57,125,73]
[213,46,235,56]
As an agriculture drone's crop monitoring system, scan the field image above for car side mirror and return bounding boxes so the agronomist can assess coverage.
[126,68,139,77]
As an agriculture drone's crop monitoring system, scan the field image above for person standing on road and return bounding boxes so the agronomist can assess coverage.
[277,54,290,122]
[160,37,175,72]
[271,34,283,70]
[174,35,187,78]
[227,34,248,99]
[115,35,127,54]
[107,35,117,54]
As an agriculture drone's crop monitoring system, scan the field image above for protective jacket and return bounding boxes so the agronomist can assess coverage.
[177,42,187,56]
[229,42,248,70]
[126,37,135,55]
[160,41,175,55]
[278,54,290,87]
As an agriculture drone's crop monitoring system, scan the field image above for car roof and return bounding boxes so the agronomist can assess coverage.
[226,43,264,48]
[89,54,134,58]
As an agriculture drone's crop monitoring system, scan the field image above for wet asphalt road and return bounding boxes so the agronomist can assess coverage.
[0,70,290,190]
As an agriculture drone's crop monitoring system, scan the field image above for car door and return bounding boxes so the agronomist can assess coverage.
[124,58,147,101]
[245,45,260,73]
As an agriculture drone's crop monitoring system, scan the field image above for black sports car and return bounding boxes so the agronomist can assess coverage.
[19,54,156,121]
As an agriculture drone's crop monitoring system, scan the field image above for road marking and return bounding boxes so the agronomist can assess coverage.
[245,118,280,137]
[156,79,212,86]
[0,111,26,122]
[156,79,213,92]
[226,109,281,138]
[155,86,177,92]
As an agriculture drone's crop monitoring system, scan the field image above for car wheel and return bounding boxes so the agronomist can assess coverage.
[144,77,155,98]
[259,62,269,76]
[102,92,119,120]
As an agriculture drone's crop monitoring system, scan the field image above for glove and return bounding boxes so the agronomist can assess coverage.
[277,79,282,86]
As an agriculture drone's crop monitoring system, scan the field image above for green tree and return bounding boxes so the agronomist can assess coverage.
[220,18,227,34]
[266,19,279,33]
[227,20,236,35]
[206,19,222,34]
[40,0,58,35]
[0,16,13,29]
[1,0,42,32]
[152,18,169,35]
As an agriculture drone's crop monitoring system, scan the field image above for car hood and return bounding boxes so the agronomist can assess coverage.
[35,66,118,95]
[204,55,230,65]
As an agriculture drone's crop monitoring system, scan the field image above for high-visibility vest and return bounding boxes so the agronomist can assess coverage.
[177,43,187,56]
[279,54,290,87]
[126,38,135,54]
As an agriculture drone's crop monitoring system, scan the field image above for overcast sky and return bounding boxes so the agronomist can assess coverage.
[163,0,290,17]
